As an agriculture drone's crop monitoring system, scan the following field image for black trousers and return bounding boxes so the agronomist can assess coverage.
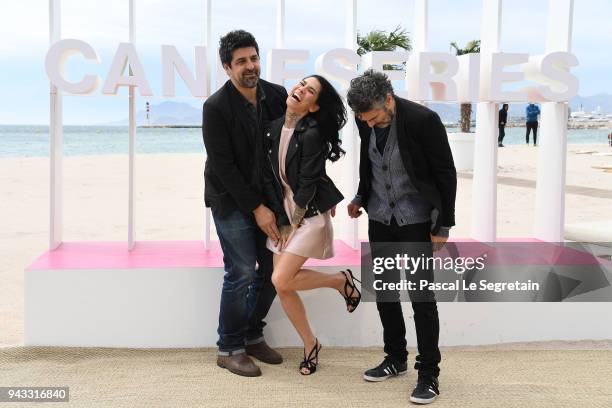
[368,218,441,377]
[526,121,538,145]
[498,126,505,143]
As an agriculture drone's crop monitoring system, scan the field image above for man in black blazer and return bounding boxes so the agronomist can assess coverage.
[202,30,288,377]
[346,70,456,404]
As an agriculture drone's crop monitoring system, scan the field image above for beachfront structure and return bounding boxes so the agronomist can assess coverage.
[25,0,605,349]
[44,0,577,249]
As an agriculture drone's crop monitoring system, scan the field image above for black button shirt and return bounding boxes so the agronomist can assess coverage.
[374,125,391,154]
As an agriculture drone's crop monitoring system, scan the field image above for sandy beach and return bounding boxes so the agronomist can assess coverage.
[1,143,611,347]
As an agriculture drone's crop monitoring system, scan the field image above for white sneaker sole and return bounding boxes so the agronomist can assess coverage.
[409,394,438,404]
[363,370,407,382]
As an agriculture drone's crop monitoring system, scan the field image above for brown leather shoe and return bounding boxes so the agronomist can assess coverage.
[245,341,283,365]
[217,353,262,377]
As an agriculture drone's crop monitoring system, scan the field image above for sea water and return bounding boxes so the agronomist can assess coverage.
[0,125,610,158]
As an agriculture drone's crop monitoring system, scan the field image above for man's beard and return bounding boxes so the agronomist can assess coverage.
[383,106,394,123]
[240,69,260,88]
[375,106,395,127]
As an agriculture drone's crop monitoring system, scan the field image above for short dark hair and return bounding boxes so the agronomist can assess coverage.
[218,30,259,67]
[346,69,394,113]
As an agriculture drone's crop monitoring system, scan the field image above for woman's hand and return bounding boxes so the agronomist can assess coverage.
[281,224,299,251]
[276,224,299,250]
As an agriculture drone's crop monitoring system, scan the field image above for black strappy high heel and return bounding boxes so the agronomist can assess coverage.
[299,339,322,375]
[340,269,362,313]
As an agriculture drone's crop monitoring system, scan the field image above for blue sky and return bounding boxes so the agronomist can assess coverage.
[0,0,610,125]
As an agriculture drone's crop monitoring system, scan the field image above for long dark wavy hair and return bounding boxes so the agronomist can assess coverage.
[304,75,347,162]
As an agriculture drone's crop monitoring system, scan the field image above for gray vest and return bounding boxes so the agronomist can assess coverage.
[366,117,432,226]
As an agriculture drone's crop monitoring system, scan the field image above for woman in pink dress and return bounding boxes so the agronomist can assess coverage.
[262,75,361,375]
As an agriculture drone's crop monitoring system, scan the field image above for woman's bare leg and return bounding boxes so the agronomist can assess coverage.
[272,251,362,373]
[272,253,316,374]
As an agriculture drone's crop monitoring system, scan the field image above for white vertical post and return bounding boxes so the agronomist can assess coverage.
[276,0,285,48]
[343,0,359,249]
[471,0,502,242]
[412,0,428,54]
[409,0,428,105]
[204,0,212,96]
[127,0,136,250]
[49,0,63,250]
[344,0,357,52]
[533,0,574,241]
[203,0,212,249]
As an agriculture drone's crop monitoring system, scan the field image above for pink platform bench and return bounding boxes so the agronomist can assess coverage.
[26,240,361,271]
[24,238,612,348]
[27,238,556,271]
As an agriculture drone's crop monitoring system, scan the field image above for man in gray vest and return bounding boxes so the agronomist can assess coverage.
[346,69,456,404]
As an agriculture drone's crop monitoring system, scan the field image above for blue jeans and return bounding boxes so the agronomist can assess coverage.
[213,210,276,355]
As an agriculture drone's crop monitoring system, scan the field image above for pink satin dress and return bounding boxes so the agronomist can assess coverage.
[266,126,334,259]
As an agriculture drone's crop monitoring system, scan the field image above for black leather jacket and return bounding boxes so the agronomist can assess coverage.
[263,115,344,227]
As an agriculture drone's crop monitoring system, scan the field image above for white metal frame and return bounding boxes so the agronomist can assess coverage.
[49,0,63,250]
[203,0,212,249]
[48,0,576,251]
[471,0,502,241]
[533,0,574,241]
[128,0,136,249]
[343,0,359,249]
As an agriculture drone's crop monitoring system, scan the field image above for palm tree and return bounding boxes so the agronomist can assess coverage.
[450,40,481,133]
[357,26,411,70]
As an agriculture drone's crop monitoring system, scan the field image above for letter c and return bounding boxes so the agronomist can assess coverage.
[45,39,100,94]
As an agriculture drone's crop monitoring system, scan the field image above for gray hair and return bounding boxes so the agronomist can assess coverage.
[346,69,394,113]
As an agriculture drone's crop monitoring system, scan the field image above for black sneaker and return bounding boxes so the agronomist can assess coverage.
[410,375,440,404]
[363,356,407,382]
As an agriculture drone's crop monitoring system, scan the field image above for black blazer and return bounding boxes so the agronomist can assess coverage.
[355,96,457,234]
[263,116,344,227]
[203,79,287,217]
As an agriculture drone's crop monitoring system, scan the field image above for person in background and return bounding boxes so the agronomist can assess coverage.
[498,103,509,147]
[525,103,541,146]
